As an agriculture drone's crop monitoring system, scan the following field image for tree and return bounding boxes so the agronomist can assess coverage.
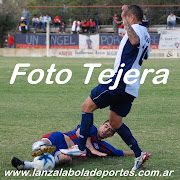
[0,0,20,47]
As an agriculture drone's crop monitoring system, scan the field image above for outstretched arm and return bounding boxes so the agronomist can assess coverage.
[123,151,134,156]
[121,5,140,46]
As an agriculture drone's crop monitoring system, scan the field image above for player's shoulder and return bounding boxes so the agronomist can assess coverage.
[133,24,150,36]
[91,124,98,132]
[132,24,147,31]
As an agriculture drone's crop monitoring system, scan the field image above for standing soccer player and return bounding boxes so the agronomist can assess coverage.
[61,5,150,171]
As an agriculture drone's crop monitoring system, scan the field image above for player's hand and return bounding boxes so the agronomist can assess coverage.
[91,149,107,157]
[121,5,128,19]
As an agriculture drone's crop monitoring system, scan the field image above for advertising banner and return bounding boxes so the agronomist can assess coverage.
[99,34,122,49]
[79,34,99,49]
[159,30,180,49]
[15,33,161,50]
[15,34,79,49]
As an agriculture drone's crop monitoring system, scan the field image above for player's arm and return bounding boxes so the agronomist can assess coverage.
[76,128,107,156]
[100,140,134,157]
[121,5,140,46]
[86,138,107,157]
[123,151,134,156]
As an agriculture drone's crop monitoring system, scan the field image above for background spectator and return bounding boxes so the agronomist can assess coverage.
[167,12,176,29]
[59,22,66,33]
[113,15,122,34]
[88,19,96,33]
[19,17,27,34]
[32,15,39,33]
[22,7,30,32]
[142,14,150,28]
[71,18,81,34]
[7,33,14,48]
[54,15,61,29]
[81,19,89,33]
[44,14,52,28]
[112,13,119,22]
[119,29,126,38]
[39,14,45,30]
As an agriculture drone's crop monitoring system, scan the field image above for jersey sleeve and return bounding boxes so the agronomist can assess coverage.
[98,140,124,156]
[76,124,98,139]
[132,24,143,47]
[132,24,150,60]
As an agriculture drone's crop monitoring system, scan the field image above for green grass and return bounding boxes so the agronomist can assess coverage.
[0,56,180,179]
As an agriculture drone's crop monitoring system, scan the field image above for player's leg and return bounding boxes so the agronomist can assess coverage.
[32,132,56,157]
[57,153,72,165]
[109,110,142,158]
[61,96,98,155]
[11,157,34,170]
[48,132,73,165]
[78,96,98,150]
[61,83,111,156]
[109,94,149,170]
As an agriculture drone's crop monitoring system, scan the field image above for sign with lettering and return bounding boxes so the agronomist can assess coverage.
[99,34,122,49]
[15,34,79,49]
[15,33,161,49]
[79,34,99,49]
[159,30,180,49]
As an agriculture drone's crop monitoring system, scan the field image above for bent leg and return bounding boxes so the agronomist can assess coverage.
[78,96,98,150]
[109,110,142,157]
[57,153,72,165]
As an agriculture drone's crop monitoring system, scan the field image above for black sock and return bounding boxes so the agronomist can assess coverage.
[116,123,142,157]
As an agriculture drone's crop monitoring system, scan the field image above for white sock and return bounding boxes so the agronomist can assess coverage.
[24,161,34,169]
[54,151,61,165]
[32,141,46,151]
[54,155,59,164]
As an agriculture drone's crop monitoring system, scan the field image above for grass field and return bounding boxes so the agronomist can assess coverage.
[0,56,180,179]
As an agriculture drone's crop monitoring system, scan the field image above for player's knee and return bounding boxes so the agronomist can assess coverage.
[110,121,123,130]
[82,102,92,113]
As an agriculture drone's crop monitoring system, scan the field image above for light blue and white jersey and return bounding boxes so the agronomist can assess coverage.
[114,24,150,97]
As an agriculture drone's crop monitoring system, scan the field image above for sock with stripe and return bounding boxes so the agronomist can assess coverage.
[78,112,93,151]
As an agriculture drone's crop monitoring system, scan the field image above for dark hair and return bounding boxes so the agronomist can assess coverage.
[127,5,143,22]
[103,120,116,134]
[103,120,109,124]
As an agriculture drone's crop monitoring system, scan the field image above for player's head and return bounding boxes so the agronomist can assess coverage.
[170,12,174,16]
[127,5,143,24]
[98,120,116,139]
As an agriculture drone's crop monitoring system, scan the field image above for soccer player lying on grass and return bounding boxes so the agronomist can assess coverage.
[11,120,134,170]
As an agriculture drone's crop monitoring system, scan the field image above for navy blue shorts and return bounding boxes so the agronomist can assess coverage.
[44,132,68,156]
[90,83,135,117]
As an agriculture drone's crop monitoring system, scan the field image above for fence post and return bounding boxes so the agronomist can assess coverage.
[168,7,170,15]
[97,7,99,26]
[62,6,64,22]
[46,20,50,57]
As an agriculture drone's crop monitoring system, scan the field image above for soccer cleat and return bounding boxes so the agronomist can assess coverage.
[132,152,149,171]
[11,157,25,170]
[60,145,87,157]
[32,145,56,157]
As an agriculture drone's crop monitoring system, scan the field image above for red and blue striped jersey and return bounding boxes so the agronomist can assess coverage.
[64,125,124,157]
